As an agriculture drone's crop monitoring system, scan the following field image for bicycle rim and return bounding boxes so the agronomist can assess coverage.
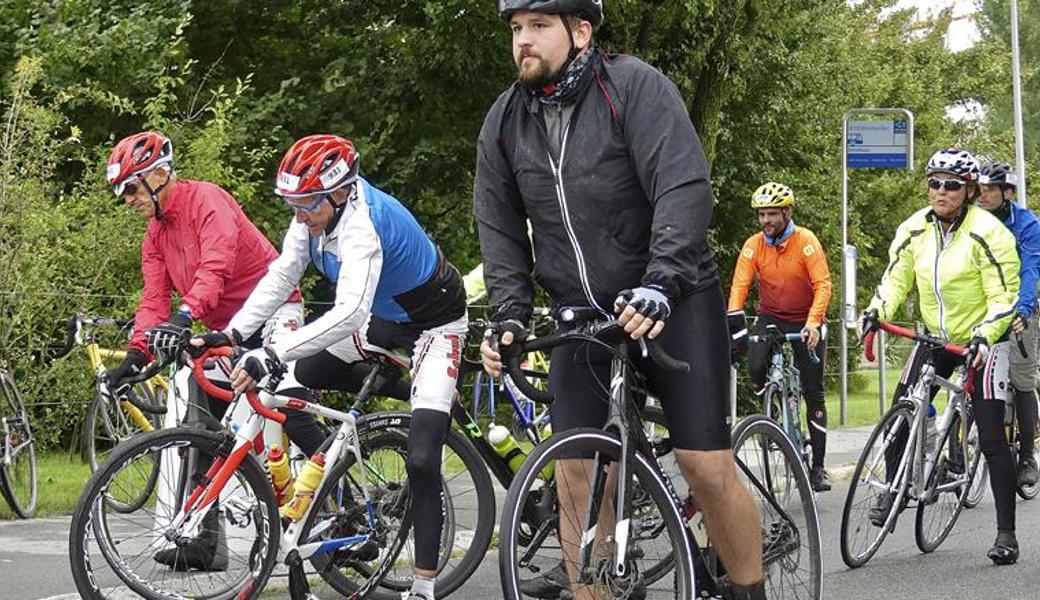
[1017,422,1040,500]
[840,403,913,568]
[69,428,278,600]
[0,370,36,518]
[963,426,987,508]
[732,415,822,599]
[86,386,162,513]
[499,428,695,599]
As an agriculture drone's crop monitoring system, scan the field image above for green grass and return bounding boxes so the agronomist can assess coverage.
[827,364,956,428]
[0,452,91,520]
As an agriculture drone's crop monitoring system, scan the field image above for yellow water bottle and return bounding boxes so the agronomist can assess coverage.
[280,452,326,522]
[267,444,295,507]
[488,425,527,473]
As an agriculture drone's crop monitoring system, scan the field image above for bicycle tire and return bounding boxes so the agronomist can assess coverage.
[963,428,987,509]
[69,428,279,600]
[84,382,162,512]
[499,427,696,599]
[914,410,975,552]
[0,369,37,518]
[354,411,496,598]
[300,429,415,598]
[840,402,914,568]
[1016,418,1040,500]
[732,415,822,599]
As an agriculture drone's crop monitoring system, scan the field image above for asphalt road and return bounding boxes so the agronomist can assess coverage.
[7,427,1040,599]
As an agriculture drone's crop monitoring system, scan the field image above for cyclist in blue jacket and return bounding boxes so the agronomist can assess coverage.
[977,161,1040,486]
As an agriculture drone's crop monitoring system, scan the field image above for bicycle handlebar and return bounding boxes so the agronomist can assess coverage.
[189,347,286,425]
[863,321,967,363]
[110,359,168,414]
[748,329,821,365]
[55,314,135,359]
[499,320,689,403]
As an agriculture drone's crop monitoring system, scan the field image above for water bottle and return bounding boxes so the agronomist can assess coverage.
[924,404,938,457]
[488,425,528,473]
[280,452,326,522]
[267,444,295,507]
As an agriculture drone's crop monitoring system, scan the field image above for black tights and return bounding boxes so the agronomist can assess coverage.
[405,409,450,571]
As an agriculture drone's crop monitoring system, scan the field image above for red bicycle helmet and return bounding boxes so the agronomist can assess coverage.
[275,135,360,198]
[106,131,174,195]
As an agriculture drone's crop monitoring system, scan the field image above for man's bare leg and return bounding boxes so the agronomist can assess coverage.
[676,448,763,586]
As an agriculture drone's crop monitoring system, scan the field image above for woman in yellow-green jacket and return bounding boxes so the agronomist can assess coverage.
[861,148,1021,564]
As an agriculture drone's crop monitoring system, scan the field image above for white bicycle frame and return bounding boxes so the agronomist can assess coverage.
[160,356,389,566]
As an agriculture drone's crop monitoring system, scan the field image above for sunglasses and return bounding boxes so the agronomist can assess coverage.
[283,193,329,213]
[927,177,968,192]
[113,173,143,198]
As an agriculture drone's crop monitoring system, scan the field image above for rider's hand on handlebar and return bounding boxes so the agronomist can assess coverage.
[480,320,526,378]
[968,336,989,369]
[189,329,243,355]
[615,286,670,340]
[146,313,192,360]
[802,326,821,351]
[858,310,879,342]
[106,348,148,391]
[230,346,283,394]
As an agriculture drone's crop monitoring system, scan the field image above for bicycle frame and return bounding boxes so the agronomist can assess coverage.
[68,315,171,433]
[172,348,382,567]
[750,328,810,460]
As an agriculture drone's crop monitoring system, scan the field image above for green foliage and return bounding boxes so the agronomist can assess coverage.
[0,0,1027,448]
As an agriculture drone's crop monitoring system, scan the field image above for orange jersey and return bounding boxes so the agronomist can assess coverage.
[727,226,832,328]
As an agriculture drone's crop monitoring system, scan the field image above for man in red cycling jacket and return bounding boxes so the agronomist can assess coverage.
[104,130,323,570]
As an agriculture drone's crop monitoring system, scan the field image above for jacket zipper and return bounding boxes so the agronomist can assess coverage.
[932,223,949,339]
[547,122,606,314]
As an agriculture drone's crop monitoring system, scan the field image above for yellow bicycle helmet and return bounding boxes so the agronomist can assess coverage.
[750,182,795,209]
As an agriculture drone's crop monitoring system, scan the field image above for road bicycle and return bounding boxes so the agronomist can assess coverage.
[841,321,982,568]
[747,324,820,474]
[497,309,822,599]
[0,365,36,518]
[68,329,505,600]
[55,314,169,473]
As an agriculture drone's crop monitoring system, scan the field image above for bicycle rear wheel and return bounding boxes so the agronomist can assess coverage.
[915,410,976,552]
[0,369,36,518]
[840,402,914,568]
[84,382,163,512]
[732,415,822,599]
[347,411,496,599]
[69,428,279,600]
[499,428,695,599]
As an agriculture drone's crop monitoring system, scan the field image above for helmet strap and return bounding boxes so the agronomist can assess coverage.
[142,169,171,220]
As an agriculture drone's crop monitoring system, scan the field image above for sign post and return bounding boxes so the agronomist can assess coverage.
[841,109,914,425]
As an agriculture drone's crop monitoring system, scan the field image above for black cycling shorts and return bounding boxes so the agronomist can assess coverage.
[548,283,732,451]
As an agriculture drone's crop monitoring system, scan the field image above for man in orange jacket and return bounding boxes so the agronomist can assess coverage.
[729,182,833,491]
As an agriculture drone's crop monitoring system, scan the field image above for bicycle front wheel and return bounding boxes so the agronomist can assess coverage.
[732,415,822,599]
[915,410,976,552]
[840,402,914,568]
[499,428,695,599]
[1017,417,1040,500]
[84,382,163,512]
[963,423,987,508]
[0,369,36,518]
[69,428,279,600]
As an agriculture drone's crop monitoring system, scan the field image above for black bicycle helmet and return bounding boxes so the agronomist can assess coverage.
[498,0,604,27]
[979,161,1017,189]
